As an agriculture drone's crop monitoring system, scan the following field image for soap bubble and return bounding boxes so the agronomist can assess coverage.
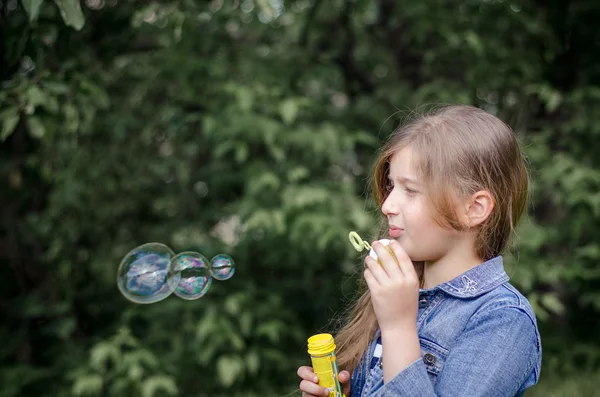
[117,243,179,304]
[170,252,213,300]
[117,243,237,303]
[210,254,236,281]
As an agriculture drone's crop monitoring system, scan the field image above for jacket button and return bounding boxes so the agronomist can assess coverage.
[423,353,436,365]
[419,296,428,306]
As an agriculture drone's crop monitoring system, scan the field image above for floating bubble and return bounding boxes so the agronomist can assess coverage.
[170,252,213,300]
[210,254,236,281]
[117,243,179,304]
[117,243,237,303]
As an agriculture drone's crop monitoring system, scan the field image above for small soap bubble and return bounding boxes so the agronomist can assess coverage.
[210,254,236,281]
[170,252,213,300]
[117,243,179,304]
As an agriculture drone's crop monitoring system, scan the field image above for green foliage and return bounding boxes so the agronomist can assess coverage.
[53,0,86,30]
[528,370,600,397]
[20,0,85,29]
[71,328,177,397]
[1,0,599,395]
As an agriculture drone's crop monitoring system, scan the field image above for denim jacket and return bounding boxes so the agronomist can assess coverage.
[350,256,542,397]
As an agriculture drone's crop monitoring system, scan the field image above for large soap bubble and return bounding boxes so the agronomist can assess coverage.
[117,243,180,304]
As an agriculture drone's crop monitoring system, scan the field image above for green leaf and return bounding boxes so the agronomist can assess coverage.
[21,0,44,22]
[44,81,70,95]
[224,294,241,315]
[26,85,46,108]
[72,374,103,396]
[255,0,275,20]
[217,355,243,387]
[464,31,484,56]
[230,332,246,351]
[127,364,143,380]
[202,115,216,137]
[541,293,565,315]
[195,306,217,340]
[239,312,253,337]
[53,0,85,30]
[546,91,562,112]
[235,143,249,163]
[28,116,45,139]
[122,349,159,369]
[214,141,236,159]
[279,99,299,125]
[196,340,219,365]
[236,86,253,111]
[141,375,177,397]
[256,321,281,343]
[1,108,20,141]
[80,79,110,109]
[287,166,309,183]
[90,341,120,372]
[64,103,80,133]
[245,350,260,375]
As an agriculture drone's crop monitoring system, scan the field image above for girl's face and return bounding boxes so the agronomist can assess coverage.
[381,146,462,263]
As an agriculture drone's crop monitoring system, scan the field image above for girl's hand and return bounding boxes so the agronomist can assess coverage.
[297,365,352,397]
[364,240,419,332]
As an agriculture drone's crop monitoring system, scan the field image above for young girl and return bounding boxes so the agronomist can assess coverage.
[297,105,542,396]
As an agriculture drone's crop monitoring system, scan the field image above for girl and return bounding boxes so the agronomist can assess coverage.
[297,105,542,396]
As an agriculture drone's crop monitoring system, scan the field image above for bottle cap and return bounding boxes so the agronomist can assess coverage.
[307,333,336,355]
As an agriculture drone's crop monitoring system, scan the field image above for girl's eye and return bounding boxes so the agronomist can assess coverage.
[405,187,418,195]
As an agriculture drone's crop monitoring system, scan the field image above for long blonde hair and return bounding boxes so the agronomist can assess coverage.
[334,105,529,374]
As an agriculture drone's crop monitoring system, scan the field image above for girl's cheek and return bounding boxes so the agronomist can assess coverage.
[404,202,420,217]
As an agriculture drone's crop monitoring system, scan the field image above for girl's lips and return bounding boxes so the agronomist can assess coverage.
[389,228,403,238]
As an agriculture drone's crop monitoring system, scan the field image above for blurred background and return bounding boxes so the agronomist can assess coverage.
[1,0,599,396]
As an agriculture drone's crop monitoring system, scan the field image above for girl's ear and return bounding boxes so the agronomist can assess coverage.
[464,190,494,228]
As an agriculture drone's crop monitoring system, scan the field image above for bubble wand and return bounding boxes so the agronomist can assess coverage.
[348,231,398,265]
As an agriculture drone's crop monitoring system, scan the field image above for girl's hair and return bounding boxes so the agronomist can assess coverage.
[334,105,529,374]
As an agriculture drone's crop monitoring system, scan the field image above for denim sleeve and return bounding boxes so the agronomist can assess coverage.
[368,306,540,397]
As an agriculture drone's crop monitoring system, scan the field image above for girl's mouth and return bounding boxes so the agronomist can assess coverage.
[388,227,403,238]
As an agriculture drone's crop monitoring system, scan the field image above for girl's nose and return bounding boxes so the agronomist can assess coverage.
[381,190,400,216]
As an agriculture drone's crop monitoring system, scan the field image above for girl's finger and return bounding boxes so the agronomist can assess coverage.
[363,266,378,291]
[338,370,352,396]
[297,366,318,383]
[338,370,351,383]
[299,380,330,397]
[389,240,418,280]
[372,241,403,279]
[365,256,389,285]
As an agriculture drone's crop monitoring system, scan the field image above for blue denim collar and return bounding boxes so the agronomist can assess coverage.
[420,256,509,298]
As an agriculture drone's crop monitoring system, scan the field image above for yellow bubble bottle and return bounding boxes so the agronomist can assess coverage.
[307,333,345,397]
